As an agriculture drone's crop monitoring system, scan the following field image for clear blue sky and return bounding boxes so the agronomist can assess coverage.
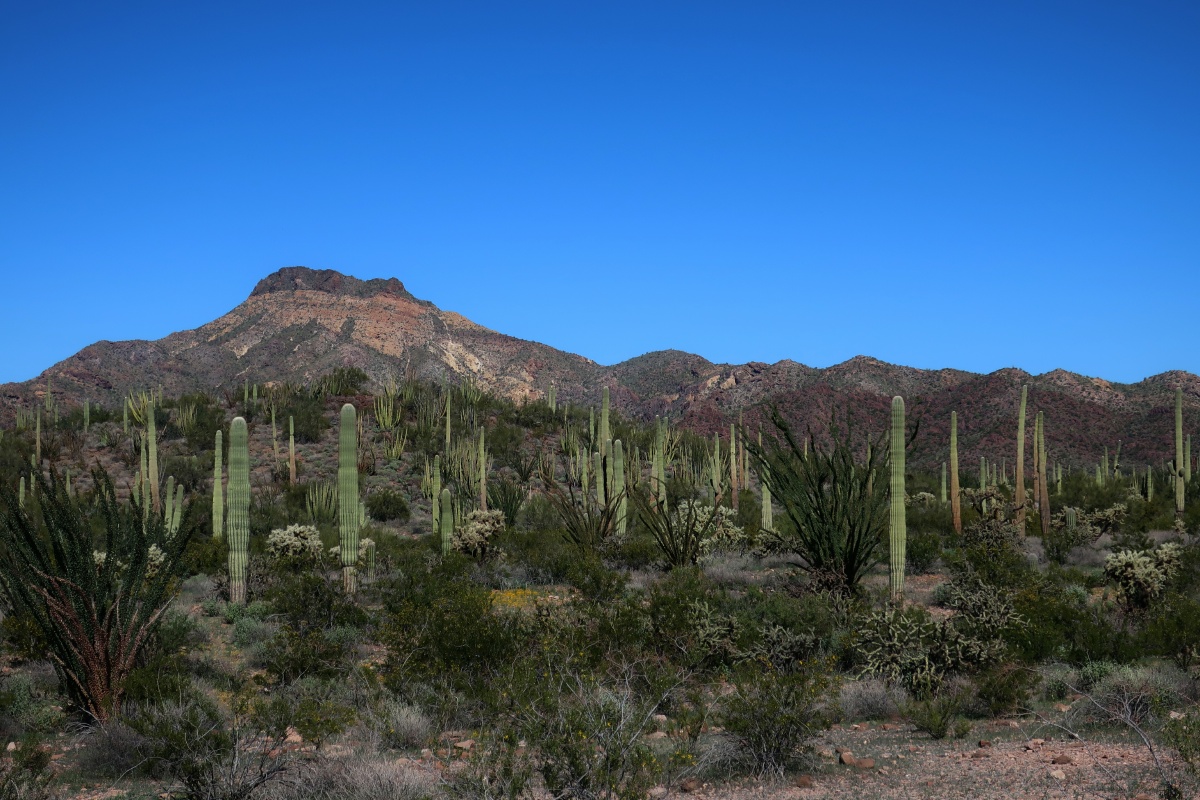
[2,1,1197,384]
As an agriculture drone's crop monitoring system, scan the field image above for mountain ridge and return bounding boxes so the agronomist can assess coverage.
[3,266,1199,469]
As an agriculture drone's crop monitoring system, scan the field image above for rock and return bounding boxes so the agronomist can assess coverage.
[880,723,899,731]
[840,751,857,766]
[454,739,475,751]
[1053,703,1071,713]
[420,748,433,760]
[977,740,992,748]
[680,777,702,792]
[652,713,668,725]
[1029,739,1045,747]
[971,749,991,759]
[648,788,668,799]
[855,758,875,769]
[645,731,668,740]
[1169,710,1187,721]
[794,775,815,788]
[818,749,834,759]
[285,726,303,744]
[4,743,14,752]
[1051,754,1072,765]
[707,726,723,734]
[1049,769,1066,780]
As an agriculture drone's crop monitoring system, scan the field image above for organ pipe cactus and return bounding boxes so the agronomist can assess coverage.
[228,417,250,604]
[212,430,223,540]
[950,411,961,535]
[339,404,360,593]
[1176,387,1185,517]
[889,397,906,600]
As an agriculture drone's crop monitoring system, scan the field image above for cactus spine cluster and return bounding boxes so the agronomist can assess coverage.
[228,417,250,604]
[212,430,224,540]
[889,397,906,599]
[950,411,961,534]
[1015,385,1027,535]
[1176,387,1185,517]
[339,404,360,593]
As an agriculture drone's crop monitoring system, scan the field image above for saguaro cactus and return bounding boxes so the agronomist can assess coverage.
[1038,411,1051,538]
[432,454,442,537]
[439,488,453,555]
[614,439,627,536]
[212,430,224,540]
[1176,387,1185,517]
[288,416,296,484]
[950,411,961,535]
[339,404,360,593]
[147,401,160,512]
[889,397,906,600]
[478,426,488,511]
[228,417,250,604]
[760,430,774,532]
[599,387,611,445]
[729,423,739,509]
[1015,385,1027,535]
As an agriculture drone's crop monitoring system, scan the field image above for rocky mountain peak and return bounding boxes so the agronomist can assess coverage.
[250,266,420,303]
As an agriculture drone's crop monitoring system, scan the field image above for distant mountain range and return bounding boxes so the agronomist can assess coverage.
[3,266,1198,470]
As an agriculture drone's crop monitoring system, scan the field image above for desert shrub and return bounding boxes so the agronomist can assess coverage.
[0,673,63,735]
[1143,593,1200,670]
[318,367,369,397]
[282,394,329,444]
[261,756,435,800]
[161,454,212,494]
[837,678,905,722]
[232,617,276,649]
[359,696,432,751]
[366,489,409,523]
[1043,507,1101,565]
[1080,664,1182,727]
[130,692,309,800]
[905,528,942,575]
[487,476,526,528]
[1161,702,1200,783]
[904,692,971,740]
[0,733,58,800]
[972,662,1040,717]
[445,728,535,800]
[949,516,1033,590]
[719,659,835,777]
[1006,582,1132,665]
[74,721,149,780]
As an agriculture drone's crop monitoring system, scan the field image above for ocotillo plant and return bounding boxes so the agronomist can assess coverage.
[212,429,223,541]
[1015,384,1027,534]
[889,396,906,600]
[439,488,453,555]
[950,411,961,535]
[228,417,250,604]
[339,404,360,593]
[1176,387,1185,517]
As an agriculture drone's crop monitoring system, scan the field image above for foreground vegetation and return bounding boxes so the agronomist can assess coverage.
[0,370,1198,799]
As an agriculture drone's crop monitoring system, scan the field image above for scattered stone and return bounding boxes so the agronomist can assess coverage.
[880,723,900,731]
[855,758,875,769]
[648,787,668,799]
[4,743,15,753]
[794,775,815,788]
[978,740,992,748]
[971,749,991,759]
[906,745,920,753]
[1169,710,1187,721]
[645,731,668,740]
[680,777,702,792]
[839,751,857,766]
[652,713,669,726]
[1053,703,1072,713]
[285,727,302,744]
[420,748,433,760]
[454,739,475,751]
[1049,769,1066,780]
[1051,754,1072,765]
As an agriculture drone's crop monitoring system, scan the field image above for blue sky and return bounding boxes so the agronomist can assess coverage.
[2,1,1197,384]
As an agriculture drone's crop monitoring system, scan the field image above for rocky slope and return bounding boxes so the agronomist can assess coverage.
[3,266,1198,469]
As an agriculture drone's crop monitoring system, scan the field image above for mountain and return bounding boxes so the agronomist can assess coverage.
[3,266,1199,470]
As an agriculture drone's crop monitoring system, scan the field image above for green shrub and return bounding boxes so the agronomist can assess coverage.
[719,660,835,776]
[366,489,410,523]
[973,662,1040,717]
[905,529,942,575]
[904,692,971,740]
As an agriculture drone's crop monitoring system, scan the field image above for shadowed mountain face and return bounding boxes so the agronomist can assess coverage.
[3,266,1199,469]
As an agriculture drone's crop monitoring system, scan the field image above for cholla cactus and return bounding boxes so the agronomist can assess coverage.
[452,509,505,559]
[267,524,325,561]
[674,501,746,559]
[1104,543,1182,612]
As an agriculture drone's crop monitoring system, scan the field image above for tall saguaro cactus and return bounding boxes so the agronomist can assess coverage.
[478,426,488,511]
[288,416,296,484]
[1038,411,1051,537]
[950,411,961,535]
[439,488,453,556]
[1176,387,1186,518]
[432,454,442,537]
[212,430,224,541]
[147,401,160,512]
[339,403,360,593]
[889,396,906,600]
[228,417,250,604]
[614,439,627,536]
[599,386,611,445]
[1015,385,1027,535]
